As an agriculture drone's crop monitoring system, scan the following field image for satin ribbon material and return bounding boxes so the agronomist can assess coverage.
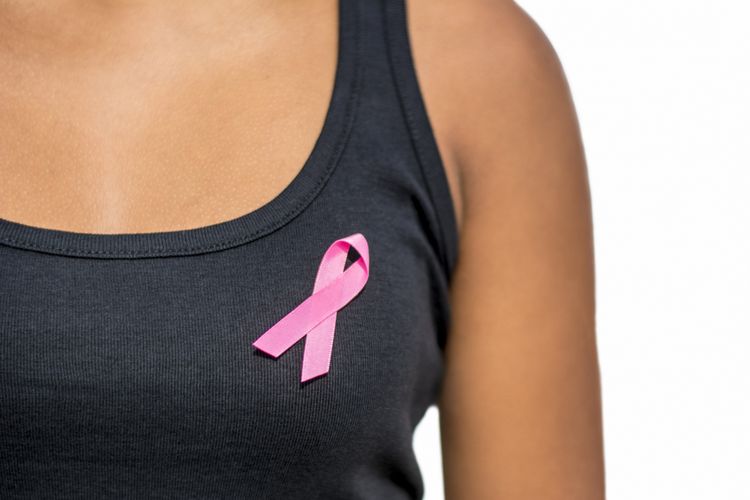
[252,233,370,382]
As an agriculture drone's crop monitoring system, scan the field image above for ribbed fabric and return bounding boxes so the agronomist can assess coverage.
[0,0,460,498]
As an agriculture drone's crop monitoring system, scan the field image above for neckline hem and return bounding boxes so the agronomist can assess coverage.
[0,0,361,260]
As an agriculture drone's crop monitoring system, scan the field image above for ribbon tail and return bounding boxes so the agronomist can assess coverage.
[300,312,337,382]
[252,295,330,358]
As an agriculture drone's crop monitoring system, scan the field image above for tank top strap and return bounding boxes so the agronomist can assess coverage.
[378,0,460,280]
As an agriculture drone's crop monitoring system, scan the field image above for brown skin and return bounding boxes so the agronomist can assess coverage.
[409,1,605,498]
[0,0,339,232]
[0,0,604,498]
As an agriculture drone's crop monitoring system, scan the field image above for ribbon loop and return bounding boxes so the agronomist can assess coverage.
[252,233,370,382]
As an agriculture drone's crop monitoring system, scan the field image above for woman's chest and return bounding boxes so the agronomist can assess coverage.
[0,1,339,236]
[0,223,446,471]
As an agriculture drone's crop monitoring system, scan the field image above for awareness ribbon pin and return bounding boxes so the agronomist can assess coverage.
[252,233,370,382]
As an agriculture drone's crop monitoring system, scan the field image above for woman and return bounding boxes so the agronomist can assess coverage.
[0,0,605,498]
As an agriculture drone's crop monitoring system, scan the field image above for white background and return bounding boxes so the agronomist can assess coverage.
[414,1,750,498]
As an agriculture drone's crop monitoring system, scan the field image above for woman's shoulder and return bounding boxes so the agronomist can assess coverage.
[408,0,582,236]
[408,1,603,497]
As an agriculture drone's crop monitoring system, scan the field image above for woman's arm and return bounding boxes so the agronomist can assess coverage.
[409,1,605,498]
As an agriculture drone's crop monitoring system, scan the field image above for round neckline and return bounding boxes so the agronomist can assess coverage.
[0,0,361,260]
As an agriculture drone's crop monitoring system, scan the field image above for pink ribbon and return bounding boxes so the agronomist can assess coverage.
[252,233,370,382]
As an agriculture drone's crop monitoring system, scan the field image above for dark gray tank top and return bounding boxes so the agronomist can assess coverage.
[0,0,459,498]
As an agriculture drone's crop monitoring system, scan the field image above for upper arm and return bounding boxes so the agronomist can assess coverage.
[408,1,605,498]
